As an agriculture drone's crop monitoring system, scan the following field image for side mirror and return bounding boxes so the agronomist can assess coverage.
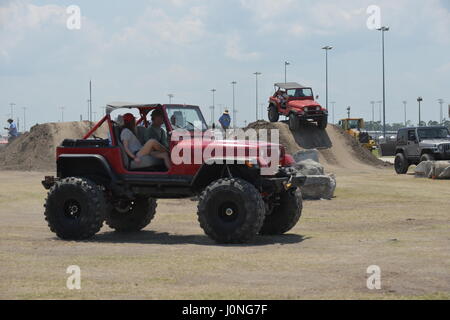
[316,95,319,100]
[212,123,216,130]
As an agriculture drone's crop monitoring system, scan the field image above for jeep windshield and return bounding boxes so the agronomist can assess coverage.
[417,128,449,140]
[167,106,208,132]
[287,88,313,98]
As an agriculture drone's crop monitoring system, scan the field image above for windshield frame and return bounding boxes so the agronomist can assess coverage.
[165,105,209,133]
[286,88,313,99]
[417,127,450,140]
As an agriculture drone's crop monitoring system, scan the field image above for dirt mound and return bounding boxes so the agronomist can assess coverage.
[247,121,387,171]
[0,121,99,171]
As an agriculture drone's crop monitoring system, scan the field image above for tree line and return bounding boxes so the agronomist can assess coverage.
[364,120,450,132]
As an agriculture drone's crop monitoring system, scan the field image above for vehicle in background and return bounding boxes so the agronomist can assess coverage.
[268,82,328,131]
[394,126,450,174]
[338,118,377,151]
[0,135,8,146]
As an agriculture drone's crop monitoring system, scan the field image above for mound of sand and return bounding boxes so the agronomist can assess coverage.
[247,121,387,171]
[0,121,101,171]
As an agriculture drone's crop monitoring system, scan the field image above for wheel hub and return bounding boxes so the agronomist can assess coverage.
[225,208,234,216]
[64,200,81,219]
[218,202,239,223]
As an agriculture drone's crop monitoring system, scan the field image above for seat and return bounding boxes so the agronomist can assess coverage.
[113,124,166,172]
[136,126,148,145]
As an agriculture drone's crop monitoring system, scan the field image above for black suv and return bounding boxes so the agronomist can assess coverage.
[394,126,450,174]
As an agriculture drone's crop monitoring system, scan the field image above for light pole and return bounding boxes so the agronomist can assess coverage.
[322,46,333,111]
[330,101,336,124]
[417,97,423,126]
[231,81,237,128]
[9,103,15,119]
[438,99,444,125]
[211,89,216,123]
[370,101,375,126]
[233,109,238,128]
[377,100,382,123]
[260,103,265,121]
[168,94,174,104]
[284,61,290,83]
[403,101,407,127]
[89,80,92,122]
[60,107,65,122]
[347,106,351,119]
[254,72,261,121]
[377,26,389,139]
[22,107,26,132]
[86,99,90,121]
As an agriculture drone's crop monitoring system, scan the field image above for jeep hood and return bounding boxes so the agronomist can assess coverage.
[420,138,450,146]
[288,99,322,110]
[176,138,281,150]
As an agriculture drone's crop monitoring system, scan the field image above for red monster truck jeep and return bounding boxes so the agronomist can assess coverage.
[42,103,305,244]
[268,82,328,131]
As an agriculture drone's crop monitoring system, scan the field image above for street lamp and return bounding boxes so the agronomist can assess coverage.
[417,97,423,126]
[370,101,375,125]
[209,106,214,126]
[330,101,336,124]
[377,100,382,123]
[403,101,407,127]
[322,46,333,111]
[438,99,444,125]
[9,103,15,119]
[260,103,265,121]
[211,89,216,124]
[377,26,389,139]
[22,107,27,132]
[231,81,237,128]
[60,106,65,122]
[284,61,290,83]
[253,72,261,121]
[168,94,174,104]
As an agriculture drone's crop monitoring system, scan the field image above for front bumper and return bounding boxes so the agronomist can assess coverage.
[261,168,306,193]
[42,176,57,190]
[297,111,327,121]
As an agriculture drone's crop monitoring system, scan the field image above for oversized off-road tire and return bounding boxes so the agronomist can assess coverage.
[44,177,106,240]
[105,198,157,232]
[394,153,409,174]
[317,117,328,130]
[268,105,279,122]
[420,153,435,162]
[289,113,300,131]
[197,178,265,244]
[260,189,303,235]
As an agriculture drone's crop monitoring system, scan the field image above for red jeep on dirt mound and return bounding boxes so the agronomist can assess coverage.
[42,103,305,244]
[268,82,328,131]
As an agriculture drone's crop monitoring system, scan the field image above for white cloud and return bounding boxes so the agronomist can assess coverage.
[110,5,207,49]
[240,0,294,20]
[0,2,66,29]
[225,34,260,61]
[0,2,66,59]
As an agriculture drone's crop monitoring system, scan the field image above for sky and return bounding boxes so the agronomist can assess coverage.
[0,0,449,131]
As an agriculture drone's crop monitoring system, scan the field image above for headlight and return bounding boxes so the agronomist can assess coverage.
[316,106,321,111]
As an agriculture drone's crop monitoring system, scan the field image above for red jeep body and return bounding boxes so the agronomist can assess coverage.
[42,103,305,244]
[268,82,328,130]
[46,103,299,199]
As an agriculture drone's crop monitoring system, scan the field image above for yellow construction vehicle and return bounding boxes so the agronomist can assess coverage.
[338,118,377,151]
